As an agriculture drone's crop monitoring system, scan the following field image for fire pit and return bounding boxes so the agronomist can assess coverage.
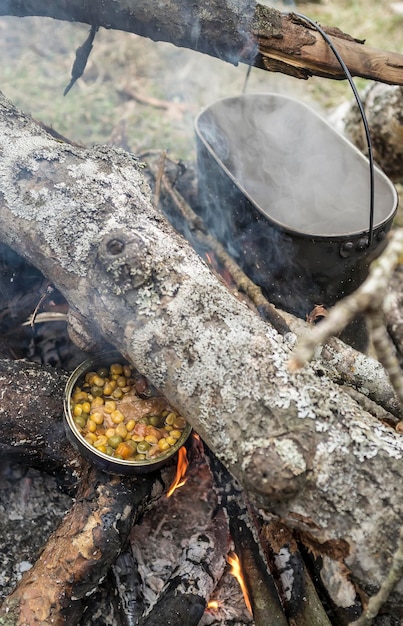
[195,93,398,319]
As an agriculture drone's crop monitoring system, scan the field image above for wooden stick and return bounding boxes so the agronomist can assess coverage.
[0,466,167,625]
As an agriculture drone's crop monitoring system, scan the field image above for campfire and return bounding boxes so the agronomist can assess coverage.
[0,5,403,623]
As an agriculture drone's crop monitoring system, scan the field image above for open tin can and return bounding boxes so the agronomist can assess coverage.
[64,351,192,475]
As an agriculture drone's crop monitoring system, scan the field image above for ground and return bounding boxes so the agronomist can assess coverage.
[0,1,401,162]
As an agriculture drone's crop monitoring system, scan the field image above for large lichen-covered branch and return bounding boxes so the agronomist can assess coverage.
[0,92,402,610]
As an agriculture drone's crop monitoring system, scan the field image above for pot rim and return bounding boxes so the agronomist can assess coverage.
[195,92,398,242]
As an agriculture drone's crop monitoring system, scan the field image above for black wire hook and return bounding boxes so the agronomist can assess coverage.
[291,12,375,247]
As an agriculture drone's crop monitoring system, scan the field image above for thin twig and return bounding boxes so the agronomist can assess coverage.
[350,526,403,626]
[153,150,166,209]
[147,161,291,337]
[29,284,54,330]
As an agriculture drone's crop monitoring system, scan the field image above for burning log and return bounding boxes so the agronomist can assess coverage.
[1,1,403,86]
[0,464,167,625]
[0,91,403,618]
[208,452,288,625]
[137,508,228,626]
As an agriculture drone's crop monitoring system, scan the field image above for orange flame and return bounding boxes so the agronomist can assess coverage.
[207,600,219,610]
[205,251,214,266]
[167,446,188,497]
[227,552,252,614]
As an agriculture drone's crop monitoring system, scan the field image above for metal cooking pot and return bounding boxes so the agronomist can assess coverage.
[194,94,398,321]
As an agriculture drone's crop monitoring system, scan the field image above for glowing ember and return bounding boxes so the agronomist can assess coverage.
[207,600,219,610]
[166,446,188,497]
[227,552,252,614]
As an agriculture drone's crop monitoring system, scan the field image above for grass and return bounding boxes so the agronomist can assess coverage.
[0,3,401,164]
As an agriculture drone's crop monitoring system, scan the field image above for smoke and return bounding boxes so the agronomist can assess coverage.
[197,94,396,237]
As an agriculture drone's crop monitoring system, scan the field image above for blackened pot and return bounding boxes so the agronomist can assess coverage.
[194,94,398,319]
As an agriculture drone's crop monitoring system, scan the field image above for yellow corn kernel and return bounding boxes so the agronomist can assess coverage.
[116,423,128,439]
[85,372,97,384]
[73,404,83,417]
[111,410,125,424]
[166,436,177,446]
[105,428,116,439]
[104,400,116,414]
[94,436,108,447]
[96,444,107,454]
[165,412,176,426]
[103,382,113,396]
[85,432,97,444]
[81,401,91,414]
[126,420,135,432]
[170,429,183,439]
[145,435,158,445]
[158,438,170,451]
[110,363,123,375]
[91,396,104,409]
[87,419,97,433]
[91,411,104,425]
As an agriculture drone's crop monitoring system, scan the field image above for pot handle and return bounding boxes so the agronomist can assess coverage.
[289,12,375,249]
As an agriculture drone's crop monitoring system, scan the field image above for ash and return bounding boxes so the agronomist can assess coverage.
[0,462,72,599]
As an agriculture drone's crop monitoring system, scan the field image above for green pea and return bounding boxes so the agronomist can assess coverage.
[108,435,123,449]
[91,385,103,397]
[149,415,164,427]
[137,441,151,454]
[74,416,86,429]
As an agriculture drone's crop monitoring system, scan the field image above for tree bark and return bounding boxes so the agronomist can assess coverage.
[1,1,403,85]
[0,465,167,625]
[0,91,402,611]
[338,84,403,183]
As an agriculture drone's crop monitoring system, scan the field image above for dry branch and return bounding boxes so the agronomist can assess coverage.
[0,92,402,613]
[1,1,403,86]
[0,465,167,625]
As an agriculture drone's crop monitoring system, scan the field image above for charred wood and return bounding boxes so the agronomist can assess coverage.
[129,435,232,624]
[0,357,83,488]
[208,451,288,625]
[137,508,228,626]
[1,1,403,86]
[0,465,167,625]
[260,519,333,626]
